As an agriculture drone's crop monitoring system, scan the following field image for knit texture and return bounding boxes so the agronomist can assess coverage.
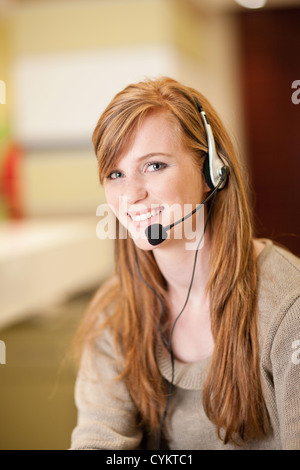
[71,240,300,450]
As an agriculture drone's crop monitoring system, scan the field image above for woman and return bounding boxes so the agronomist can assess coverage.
[71,77,300,450]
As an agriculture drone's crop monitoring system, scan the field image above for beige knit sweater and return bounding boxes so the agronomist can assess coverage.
[71,240,300,450]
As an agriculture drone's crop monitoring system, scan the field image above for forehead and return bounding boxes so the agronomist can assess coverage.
[114,110,184,165]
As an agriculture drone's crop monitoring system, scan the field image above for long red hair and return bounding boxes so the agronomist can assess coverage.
[75,77,271,445]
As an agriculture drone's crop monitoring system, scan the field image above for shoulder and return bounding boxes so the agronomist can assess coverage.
[256,241,300,450]
[256,239,300,353]
[77,275,123,380]
[258,238,300,274]
[257,239,300,305]
[82,274,120,332]
[74,274,120,366]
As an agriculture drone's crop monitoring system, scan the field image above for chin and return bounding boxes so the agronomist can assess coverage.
[120,223,169,251]
[130,235,157,252]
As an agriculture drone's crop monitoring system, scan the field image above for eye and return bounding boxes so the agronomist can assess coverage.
[107,170,124,180]
[145,162,167,173]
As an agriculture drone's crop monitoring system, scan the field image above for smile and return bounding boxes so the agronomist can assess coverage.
[128,207,163,222]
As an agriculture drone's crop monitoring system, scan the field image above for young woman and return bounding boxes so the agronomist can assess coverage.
[71,77,300,450]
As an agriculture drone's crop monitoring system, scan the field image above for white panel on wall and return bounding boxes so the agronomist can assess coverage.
[22,149,104,216]
[10,45,178,148]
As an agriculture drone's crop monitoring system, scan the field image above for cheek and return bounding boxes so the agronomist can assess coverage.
[164,176,194,202]
[182,168,206,199]
[167,164,203,196]
[104,186,128,226]
[104,186,119,212]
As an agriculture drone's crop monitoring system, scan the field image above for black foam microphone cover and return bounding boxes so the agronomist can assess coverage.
[145,223,168,246]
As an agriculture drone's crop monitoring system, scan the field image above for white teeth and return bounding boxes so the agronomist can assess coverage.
[140,213,148,221]
[131,208,161,222]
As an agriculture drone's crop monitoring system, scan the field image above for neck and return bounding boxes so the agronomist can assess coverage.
[153,226,211,304]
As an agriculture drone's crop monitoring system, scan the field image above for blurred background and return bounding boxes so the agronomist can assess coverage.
[0,0,299,450]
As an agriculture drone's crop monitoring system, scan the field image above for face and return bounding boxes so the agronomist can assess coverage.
[103,111,209,251]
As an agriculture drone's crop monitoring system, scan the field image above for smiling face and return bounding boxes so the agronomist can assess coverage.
[103,110,209,250]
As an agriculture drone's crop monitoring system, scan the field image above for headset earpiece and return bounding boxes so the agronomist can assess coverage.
[194,97,229,191]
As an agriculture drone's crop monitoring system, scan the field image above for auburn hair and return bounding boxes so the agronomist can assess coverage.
[75,77,271,445]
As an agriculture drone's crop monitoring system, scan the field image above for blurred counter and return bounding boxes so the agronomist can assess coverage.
[0,216,114,329]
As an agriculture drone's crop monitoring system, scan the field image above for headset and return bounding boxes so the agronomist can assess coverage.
[145,97,229,246]
[133,96,230,449]
[194,97,228,192]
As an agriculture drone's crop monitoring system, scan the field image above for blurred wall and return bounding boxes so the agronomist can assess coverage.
[1,0,245,217]
[0,15,10,203]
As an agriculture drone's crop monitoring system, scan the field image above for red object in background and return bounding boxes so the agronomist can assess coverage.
[0,143,23,219]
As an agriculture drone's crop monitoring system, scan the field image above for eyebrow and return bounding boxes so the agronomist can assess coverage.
[136,152,173,161]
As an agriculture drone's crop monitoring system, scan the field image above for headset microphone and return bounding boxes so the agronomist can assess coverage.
[145,166,228,246]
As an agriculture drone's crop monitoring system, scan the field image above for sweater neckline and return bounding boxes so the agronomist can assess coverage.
[156,238,273,390]
[156,334,211,390]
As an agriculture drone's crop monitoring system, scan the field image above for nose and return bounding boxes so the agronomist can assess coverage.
[123,176,148,205]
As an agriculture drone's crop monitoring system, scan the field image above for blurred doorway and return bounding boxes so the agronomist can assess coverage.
[238,8,300,256]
